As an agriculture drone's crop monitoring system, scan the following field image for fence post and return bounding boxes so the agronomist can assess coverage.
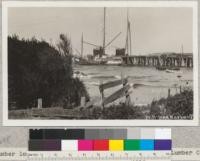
[122,74,131,106]
[180,86,182,93]
[168,88,171,97]
[80,97,86,107]
[37,98,42,109]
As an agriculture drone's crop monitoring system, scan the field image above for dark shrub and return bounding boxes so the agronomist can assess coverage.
[8,35,89,109]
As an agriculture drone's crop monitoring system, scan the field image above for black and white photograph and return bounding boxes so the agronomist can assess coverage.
[2,1,198,126]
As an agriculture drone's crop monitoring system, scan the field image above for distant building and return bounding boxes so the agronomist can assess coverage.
[116,48,125,56]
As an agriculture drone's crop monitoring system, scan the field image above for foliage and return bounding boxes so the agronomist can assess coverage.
[8,35,89,109]
[101,103,145,119]
[165,89,193,117]
[149,100,162,119]
[149,89,193,119]
[56,34,72,56]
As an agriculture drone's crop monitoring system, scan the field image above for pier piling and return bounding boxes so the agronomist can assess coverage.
[122,53,193,68]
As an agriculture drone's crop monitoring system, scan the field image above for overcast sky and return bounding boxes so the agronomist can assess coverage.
[8,7,193,56]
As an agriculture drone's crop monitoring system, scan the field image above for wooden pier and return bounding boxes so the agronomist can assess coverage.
[122,53,193,68]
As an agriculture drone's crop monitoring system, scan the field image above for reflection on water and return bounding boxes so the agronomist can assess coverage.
[74,65,193,105]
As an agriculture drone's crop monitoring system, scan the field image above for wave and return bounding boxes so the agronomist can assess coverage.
[132,83,169,89]
[74,71,155,81]
[91,75,121,79]
[74,71,121,80]
[148,80,161,83]
[133,83,149,88]
[88,75,152,80]
[129,75,153,79]
[87,72,99,75]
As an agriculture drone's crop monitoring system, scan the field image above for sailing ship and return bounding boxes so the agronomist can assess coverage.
[76,8,122,65]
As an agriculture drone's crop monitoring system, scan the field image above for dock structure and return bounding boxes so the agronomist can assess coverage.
[121,10,193,68]
[122,53,193,68]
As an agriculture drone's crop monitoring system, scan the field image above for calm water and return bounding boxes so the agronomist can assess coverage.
[74,65,193,105]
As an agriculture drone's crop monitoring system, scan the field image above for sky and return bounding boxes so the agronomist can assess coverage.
[8,7,193,56]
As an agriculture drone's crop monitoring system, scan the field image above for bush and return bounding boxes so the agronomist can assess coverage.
[8,35,89,109]
[101,103,145,119]
[149,89,193,119]
[149,100,161,119]
[166,89,193,117]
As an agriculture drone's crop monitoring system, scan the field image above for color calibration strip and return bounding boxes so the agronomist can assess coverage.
[29,128,171,151]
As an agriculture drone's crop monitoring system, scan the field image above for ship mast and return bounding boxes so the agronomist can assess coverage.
[125,11,129,55]
[129,15,132,56]
[103,7,106,55]
[81,33,83,58]
[83,7,121,58]
[125,9,132,56]
[181,44,184,55]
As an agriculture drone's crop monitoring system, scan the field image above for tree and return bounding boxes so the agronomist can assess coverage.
[57,34,73,78]
[57,34,72,56]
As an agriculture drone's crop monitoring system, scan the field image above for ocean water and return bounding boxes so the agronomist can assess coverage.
[74,65,193,105]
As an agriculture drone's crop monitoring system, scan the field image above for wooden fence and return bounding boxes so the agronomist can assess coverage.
[99,75,132,108]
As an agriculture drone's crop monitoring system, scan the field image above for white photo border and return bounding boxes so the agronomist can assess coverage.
[2,1,199,126]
